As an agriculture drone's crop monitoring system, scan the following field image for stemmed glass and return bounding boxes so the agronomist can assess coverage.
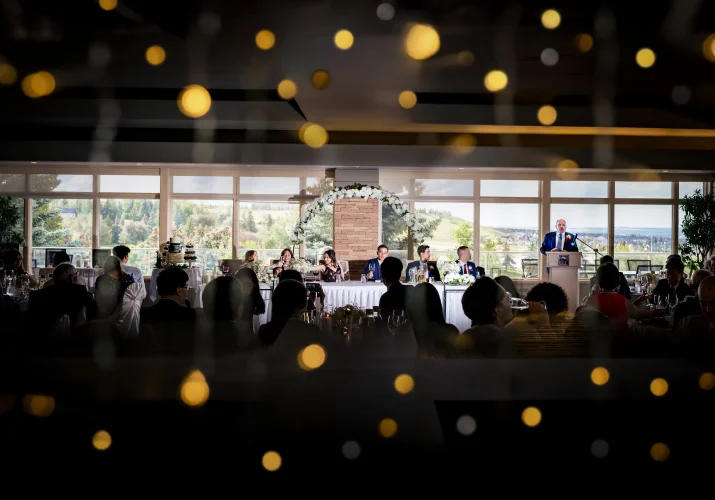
[387,310,407,334]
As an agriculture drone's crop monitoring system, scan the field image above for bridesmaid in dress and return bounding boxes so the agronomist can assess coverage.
[317,249,344,282]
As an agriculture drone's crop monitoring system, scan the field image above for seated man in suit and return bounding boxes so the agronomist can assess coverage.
[455,246,485,278]
[405,244,441,281]
[540,219,579,255]
[649,257,694,305]
[140,267,197,354]
[379,256,411,322]
[364,244,389,281]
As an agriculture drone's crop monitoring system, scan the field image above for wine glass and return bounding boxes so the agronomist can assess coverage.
[510,297,530,310]
[387,310,406,334]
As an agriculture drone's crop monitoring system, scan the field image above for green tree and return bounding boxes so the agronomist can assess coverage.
[32,199,67,246]
[454,222,473,248]
[246,210,257,233]
[265,213,274,230]
[679,189,715,272]
[0,196,24,244]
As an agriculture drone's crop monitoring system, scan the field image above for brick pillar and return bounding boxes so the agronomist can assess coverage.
[333,198,379,260]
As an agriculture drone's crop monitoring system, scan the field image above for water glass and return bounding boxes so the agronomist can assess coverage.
[361,274,367,283]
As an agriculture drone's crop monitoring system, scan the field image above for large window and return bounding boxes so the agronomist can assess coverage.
[480,203,539,278]
[238,202,299,265]
[32,198,92,267]
[0,174,24,191]
[414,202,474,262]
[31,174,92,192]
[679,181,703,199]
[172,199,232,269]
[99,199,160,275]
[100,175,160,193]
[615,182,671,199]
[551,204,608,276]
[481,180,538,197]
[240,177,300,195]
[173,176,233,194]
[614,205,672,270]
[551,181,608,198]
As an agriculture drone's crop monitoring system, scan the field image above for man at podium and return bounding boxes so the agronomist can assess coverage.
[540,219,579,255]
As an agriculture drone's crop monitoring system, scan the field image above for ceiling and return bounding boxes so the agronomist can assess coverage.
[0,0,714,172]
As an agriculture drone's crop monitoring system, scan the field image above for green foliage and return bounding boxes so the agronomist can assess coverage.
[679,189,715,272]
[0,196,24,244]
[453,222,473,248]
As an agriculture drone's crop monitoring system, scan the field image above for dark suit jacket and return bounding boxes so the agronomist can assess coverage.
[379,282,411,321]
[27,284,97,333]
[673,296,701,330]
[540,231,579,255]
[363,258,382,281]
[139,299,198,355]
[405,260,441,281]
[649,279,694,304]
[455,260,484,278]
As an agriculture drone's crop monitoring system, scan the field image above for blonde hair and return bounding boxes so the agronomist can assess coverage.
[244,250,257,262]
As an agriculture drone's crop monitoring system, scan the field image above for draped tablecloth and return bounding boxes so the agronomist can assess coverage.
[34,267,103,293]
[149,267,203,308]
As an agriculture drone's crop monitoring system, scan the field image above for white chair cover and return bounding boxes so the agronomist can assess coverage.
[113,282,143,336]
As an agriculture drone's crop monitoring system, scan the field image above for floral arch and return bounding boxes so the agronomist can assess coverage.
[291,183,424,246]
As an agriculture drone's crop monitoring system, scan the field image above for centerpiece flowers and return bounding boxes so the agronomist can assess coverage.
[287,258,314,275]
[438,257,476,285]
[244,261,273,284]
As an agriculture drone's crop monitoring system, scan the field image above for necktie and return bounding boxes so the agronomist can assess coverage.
[558,233,563,250]
[464,264,468,274]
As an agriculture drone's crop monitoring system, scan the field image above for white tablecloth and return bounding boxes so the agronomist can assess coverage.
[33,267,103,292]
[149,267,203,308]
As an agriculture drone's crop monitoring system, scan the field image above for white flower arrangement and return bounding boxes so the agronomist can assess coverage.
[244,261,273,284]
[443,273,476,285]
[287,258,314,274]
[437,257,461,276]
[291,183,423,245]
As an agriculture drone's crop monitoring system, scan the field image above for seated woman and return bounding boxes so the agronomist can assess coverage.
[2,249,27,276]
[243,250,258,264]
[588,263,664,334]
[235,267,266,333]
[316,249,344,282]
[272,248,293,277]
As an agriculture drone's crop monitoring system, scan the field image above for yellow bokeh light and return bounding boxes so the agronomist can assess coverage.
[99,0,117,11]
[262,451,282,471]
[404,24,440,61]
[92,430,112,451]
[378,418,398,438]
[180,372,210,407]
[636,48,656,68]
[541,9,561,30]
[21,71,56,98]
[255,30,276,50]
[650,377,668,396]
[699,372,715,391]
[0,63,17,85]
[556,159,579,180]
[450,134,477,156]
[277,79,297,100]
[334,30,354,50]
[394,374,415,394]
[537,105,557,126]
[311,70,331,90]
[177,84,211,118]
[521,406,542,427]
[23,394,55,417]
[298,344,326,370]
[145,45,166,66]
[398,90,417,109]
[702,34,715,63]
[591,366,610,386]
[576,34,594,53]
[302,123,328,148]
[650,442,670,462]
[484,70,508,92]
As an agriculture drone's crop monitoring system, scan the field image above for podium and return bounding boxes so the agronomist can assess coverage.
[546,252,582,313]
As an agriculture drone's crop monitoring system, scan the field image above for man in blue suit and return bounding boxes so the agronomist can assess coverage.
[540,219,579,255]
[364,244,389,281]
[455,246,485,278]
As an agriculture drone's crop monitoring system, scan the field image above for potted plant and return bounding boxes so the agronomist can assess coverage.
[679,189,715,274]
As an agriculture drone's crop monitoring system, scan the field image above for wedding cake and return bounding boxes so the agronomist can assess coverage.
[166,237,184,264]
[184,242,197,264]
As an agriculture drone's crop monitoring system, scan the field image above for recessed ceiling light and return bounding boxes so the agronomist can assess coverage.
[459,168,464,170]
[137,162,143,165]
[662,170,668,173]
[31,161,37,164]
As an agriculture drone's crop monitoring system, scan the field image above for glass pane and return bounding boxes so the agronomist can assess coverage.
[31,174,93,192]
[31,198,93,267]
[614,204,672,270]
[100,175,160,193]
[481,180,538,197]
[550,204,608,278]
[380,178,409,197]
[305,177,334,196]
[99,199,160,276]
[240,177,299,195]
[382,203,409,268]
[551,181,608,198]
[479,203,540,279]
[414,202,474,262]
[238,202,299,265]
[0,174,24,192]
[416,179,473,196]
[171,200,233,269]
[615,182,671,199]
[173,176,233,194]
[678,206,685,249]
[679,182,703,199]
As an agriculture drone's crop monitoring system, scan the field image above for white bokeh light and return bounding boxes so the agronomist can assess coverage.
[376,3,395,21]
[456,415,477,436]
[540,48,559,66]
[342,440,361,459]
